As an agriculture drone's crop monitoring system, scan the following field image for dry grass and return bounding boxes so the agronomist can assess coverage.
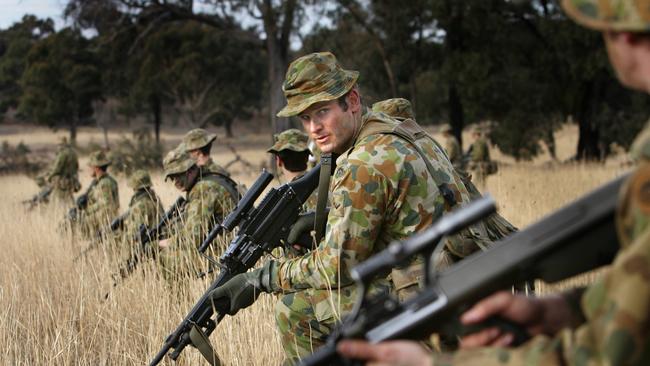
[0,125,631,365]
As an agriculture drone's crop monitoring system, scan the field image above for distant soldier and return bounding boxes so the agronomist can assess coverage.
[158,148,234,281]
[79,150,119,237]
[467,127,493,190]
[181,128,240,203]
[267,128,317,210]
[47,138,81,207]
[121,170,164,244]
[441,124,462,169]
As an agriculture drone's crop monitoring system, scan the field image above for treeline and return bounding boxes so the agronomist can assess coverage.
[1,0,649,160]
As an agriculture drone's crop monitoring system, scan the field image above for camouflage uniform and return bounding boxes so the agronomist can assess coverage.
[182,128,231,176]
[158,149,235,281]
[81,151,119,237]
[268,53,491,362]
[47,140,80,207]
[441,124,463,169]
[468,129,492,189]
[434,1,650,365]
[121,170,164,244]
[268,128,318,211]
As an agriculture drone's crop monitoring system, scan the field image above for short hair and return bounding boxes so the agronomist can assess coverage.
[337,85,361,112]
[277,150,310,172]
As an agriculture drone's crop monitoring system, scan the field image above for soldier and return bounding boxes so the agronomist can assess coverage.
[79,150,119,237]
[267,128,317,210]
[120,170,164,245]
[441,124,463,169]
[206,52,491,362]
[47,137,81,207]
[336,0,650,364]
[181,128,240,203]
[158,148,234,281]
[467,127,493,190]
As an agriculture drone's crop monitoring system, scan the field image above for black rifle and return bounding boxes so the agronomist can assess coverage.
[106,196,187,295]
[149,164,321,366]
[22,185,53,210]
[300,174,627,366]
[72,212,128,262]
[67,180,97,221]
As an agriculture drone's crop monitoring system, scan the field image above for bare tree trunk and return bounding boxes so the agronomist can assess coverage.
[69,119,77,145]
[448,83,464,149]
[151,95,162,145]
[575,80,603,161]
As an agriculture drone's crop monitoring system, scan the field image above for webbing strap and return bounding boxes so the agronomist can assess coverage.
[189,323,222,366]
[314,153,333,243]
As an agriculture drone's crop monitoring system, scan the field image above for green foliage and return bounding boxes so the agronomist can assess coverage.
[17,28,102,140]
[0,15,54,116]
[0,140,44,174]
[108,128,163,175]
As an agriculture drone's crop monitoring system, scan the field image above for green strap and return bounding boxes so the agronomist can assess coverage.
[314,153,333,243]
[189,323,222,366]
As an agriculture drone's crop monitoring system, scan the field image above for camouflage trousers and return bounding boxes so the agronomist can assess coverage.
[275,282,392,365]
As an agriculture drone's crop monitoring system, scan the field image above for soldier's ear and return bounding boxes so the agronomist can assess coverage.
[346,87,361,114]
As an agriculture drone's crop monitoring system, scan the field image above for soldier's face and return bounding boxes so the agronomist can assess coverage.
[603,31,650,93]
[298,90,362,154]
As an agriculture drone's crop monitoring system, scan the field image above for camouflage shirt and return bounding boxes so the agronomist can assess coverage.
[204,157,231,177]
[444,135,463,168]
[434,128,650,366]
[82,173,119,235]
[123,188,164,241]
[470,138,491,163]
[269,110,480,308]
[48,145,80,202]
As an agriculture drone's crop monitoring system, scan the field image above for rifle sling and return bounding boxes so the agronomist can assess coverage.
[189,323,222,366]
[314,153,333,243]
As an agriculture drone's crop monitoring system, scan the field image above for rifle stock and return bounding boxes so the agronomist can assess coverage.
[300,173,628,366]
[149,165,322,366]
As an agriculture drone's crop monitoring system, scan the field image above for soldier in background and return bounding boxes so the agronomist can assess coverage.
[158,148,234,282]
[441,124,463,169]
[79,150,119,237]
[47,137,81,207]
[181,128,240,202]
[120,170,164,246]
[336,0,650,364]
[267,128,317,210]
[467,127,493,190]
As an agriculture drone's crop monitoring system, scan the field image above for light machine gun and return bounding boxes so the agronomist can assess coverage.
[300,174,627,365]
[149,164,322,366]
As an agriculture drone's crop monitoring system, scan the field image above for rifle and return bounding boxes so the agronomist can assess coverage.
[149,164,322,366]
[300,173,627,366]
[67,180,97,222]
[72,212,128,262]
[106,196,187,294]
[22,185,53,210]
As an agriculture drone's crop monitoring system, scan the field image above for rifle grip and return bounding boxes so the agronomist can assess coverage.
[461,316,531,346]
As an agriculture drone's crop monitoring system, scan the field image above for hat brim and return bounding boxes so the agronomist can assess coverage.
[184,134,217,151]
[561,0,650,32]
[276,71,359,117]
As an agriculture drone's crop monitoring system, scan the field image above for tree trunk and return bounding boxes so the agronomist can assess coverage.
[69,119,77,146]
[151,95,162,145]
[448,83,464,149]
[224,119,233,138]
[575,80,602,160]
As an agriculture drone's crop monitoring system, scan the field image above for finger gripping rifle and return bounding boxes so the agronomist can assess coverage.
[149,165,322,366]
[300,174,627,366]
[67,180,97,221]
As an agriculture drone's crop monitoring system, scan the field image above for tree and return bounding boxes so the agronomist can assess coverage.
[0,15,55,119]
[18,28,102,143]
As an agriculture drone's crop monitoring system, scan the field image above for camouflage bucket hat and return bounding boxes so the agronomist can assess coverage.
[182,128,217,151]
[277,52,359,117]
[267,129,310,153]
[562,0,650,31]
[372,98,415,120]
[163,148,196,180]
[128,169,153,190]
[88,150,111,167]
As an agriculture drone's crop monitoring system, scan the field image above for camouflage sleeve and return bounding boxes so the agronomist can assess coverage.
[47,152,66,180]
[433,227,650,366]
[271,156,390,291]
[125,198,158,237]
[170,182,219,250]
[85,179,119,218]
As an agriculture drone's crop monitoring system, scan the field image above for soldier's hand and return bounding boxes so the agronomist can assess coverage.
[158,239,170,249]
[208,269,265,315]
[459,291,572,348]
[287,211,316,248]
[337,340,430,366]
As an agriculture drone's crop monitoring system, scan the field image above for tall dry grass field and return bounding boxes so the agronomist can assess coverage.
[0,126,630,365]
